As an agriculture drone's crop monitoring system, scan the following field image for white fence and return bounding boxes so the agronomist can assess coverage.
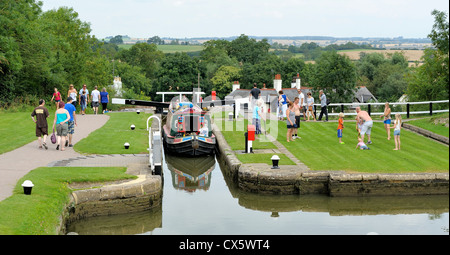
[313,100,449,118]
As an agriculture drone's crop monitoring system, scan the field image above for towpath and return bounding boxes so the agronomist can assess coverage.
[0,114,109,201]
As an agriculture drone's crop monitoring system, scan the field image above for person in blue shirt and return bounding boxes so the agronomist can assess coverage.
[64,97,77,147]
[100,87,109,114]
[252,100,263,135]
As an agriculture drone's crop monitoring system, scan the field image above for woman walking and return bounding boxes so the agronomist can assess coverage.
[52,101,70,151]
[67,84,78,110]
[100,87,110,114]
[50,88,61,109]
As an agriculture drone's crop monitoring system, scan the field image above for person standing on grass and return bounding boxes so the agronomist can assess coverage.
[91,86,100,115]
[306,92,316,122]
[52,101,70,151]
[31,99,50,150]
[286,102,296,142]
[298,89,306,121]
[252,100,263,136]
[50,88,61,109]
[337,112,345,144]
[390,113,402,150]
[64,97,77,148]
[381,102,392,140]
[318,90,328,122]
[356,107,373,144]
[278,90,289,120]
[249,83,261,110]
[293,97,301,139]
[100,87,109,114]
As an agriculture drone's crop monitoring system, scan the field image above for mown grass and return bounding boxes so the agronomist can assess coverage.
[215,113,448,173]
[74,111,152,154]
[276,120,449,173]
[0,111,55,155]
[407,113,449,138]
[0,167,134,235]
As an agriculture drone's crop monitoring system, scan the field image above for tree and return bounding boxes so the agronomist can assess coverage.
[227,34,270,65]
[406,10,449,101]
[211,66,241,99]
[117,42,163,80]
[312,51,357,102]
[109,35,123,44]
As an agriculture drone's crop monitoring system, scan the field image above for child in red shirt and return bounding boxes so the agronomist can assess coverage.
[337,112,344,144]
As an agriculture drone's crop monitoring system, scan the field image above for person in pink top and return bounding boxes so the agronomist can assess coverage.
[356,137,370,150]
[51,88,61,109]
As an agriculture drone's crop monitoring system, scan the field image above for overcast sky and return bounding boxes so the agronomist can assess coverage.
[41,0,449,39]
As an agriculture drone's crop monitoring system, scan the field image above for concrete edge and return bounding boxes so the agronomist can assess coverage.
[212,119,449,196]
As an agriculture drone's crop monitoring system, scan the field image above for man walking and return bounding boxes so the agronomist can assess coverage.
[65,97,77,147]
[91,86,101,115]
[356,107,373,144]
[31,99,50,149]
[318,90,328,122]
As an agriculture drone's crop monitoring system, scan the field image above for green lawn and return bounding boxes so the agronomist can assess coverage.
[0,111,55,154]
[407,113,449,138]
[216,114,448,173]
[74,112,152,154]
[276,120,449,173]
[0,167,134,234]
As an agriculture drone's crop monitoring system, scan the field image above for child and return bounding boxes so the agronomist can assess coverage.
[356,137,370,150]
[337,112,345,144]
[390,113,402,150]
[355,116,362,138]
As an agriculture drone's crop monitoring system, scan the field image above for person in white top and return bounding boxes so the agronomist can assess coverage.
[390,113,402,150]
[298,89,306,121]
[91,86,101,115]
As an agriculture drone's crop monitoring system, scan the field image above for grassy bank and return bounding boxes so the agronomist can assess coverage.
[0,111,55,155]
[406,113,449,138]
[276,120,449,173]
[215,114,449,172]
[74,111,152,154]
[0,167,134,234]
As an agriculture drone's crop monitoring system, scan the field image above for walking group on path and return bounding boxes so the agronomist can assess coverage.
[248,83,402,151]
[32,83,110,152]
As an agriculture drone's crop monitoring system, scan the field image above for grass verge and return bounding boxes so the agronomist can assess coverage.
[236,153,296,165]
[406,113,449,138]
[276,120,449,173]
[74,112,152,154]
[0,167,135,235]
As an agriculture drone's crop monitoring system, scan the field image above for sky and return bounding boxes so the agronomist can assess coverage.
[40,0,449,39]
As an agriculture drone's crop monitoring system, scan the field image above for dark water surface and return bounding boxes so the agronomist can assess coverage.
[66,153,449,235]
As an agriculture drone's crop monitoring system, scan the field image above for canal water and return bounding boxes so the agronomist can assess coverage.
[66,152,449,235]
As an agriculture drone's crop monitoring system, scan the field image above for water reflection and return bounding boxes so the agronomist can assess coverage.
[165,154,215,192]
[66,154,449,235]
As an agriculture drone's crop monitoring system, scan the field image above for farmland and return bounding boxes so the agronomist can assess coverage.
[338,49,425,66]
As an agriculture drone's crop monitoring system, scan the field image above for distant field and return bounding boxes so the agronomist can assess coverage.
[118,44,204,53]
[338,49,424,66]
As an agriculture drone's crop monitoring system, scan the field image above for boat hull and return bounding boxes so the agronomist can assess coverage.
[163,126,215,156]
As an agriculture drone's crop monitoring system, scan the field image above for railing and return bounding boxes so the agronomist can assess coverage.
[313,100,449,118]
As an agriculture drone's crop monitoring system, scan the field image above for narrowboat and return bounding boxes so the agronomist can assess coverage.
[162,100,216,156]
[165,154,215,191]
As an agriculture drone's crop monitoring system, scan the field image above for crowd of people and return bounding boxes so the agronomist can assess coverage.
[31,84,110,151]
[248,83,402,150]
